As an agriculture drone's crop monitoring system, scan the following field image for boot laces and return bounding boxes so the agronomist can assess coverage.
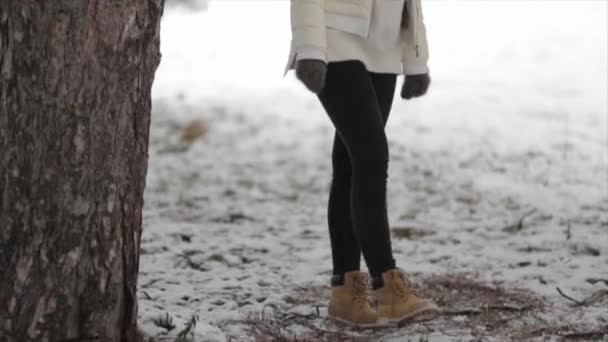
[352,274,371,305]
[392,271,419,299]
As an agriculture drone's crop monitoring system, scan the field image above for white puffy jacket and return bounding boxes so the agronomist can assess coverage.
[283,0,430,76]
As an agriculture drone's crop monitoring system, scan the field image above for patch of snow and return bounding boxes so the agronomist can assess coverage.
[140,1,608,340]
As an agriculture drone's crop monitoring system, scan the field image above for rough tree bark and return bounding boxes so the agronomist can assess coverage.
[0,1,164,341]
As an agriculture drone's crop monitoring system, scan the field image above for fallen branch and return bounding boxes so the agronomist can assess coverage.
[442,308,482,316]
[486,304,531,312]
[283,312,317,322]
[523,325,608,340]
[562,326,608,340]
[557,287,608,307]
[586,278,608,286]
[442,304,532,316]
[580,289,608,307]
[556,287,584,306]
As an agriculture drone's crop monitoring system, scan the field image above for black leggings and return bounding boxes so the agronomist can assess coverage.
[317,60,397,278]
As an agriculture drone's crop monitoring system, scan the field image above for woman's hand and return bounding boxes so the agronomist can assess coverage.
[295,59,327,94]
[401,74,431,100]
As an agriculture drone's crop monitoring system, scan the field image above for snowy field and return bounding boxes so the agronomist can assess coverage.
[139,1,608,341]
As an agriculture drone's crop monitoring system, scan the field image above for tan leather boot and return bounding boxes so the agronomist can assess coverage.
[374,268,440,324]
[328,270,386,328]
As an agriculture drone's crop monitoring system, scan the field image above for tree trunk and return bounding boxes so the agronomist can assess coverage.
[0,1,164,341]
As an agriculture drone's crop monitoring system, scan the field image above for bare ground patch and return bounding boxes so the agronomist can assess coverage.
[223,274,607,341]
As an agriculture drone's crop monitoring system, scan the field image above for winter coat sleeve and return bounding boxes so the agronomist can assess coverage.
[401,0,430,75]
[291,0,327,53]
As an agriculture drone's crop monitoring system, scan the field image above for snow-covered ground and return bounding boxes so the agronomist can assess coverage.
[139,1,608,341]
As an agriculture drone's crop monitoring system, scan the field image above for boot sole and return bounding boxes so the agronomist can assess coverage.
[328,314,393,329]
[379,304,441,326]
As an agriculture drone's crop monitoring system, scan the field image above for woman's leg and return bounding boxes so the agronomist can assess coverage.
[318,60,396,279]
[370,72,397,125]
[327,133,361,276]
[326,71,398,278]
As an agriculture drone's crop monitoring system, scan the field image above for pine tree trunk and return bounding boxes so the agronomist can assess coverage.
[0,1,164,341]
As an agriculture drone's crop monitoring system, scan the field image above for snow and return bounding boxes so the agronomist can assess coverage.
[139,1,608,341]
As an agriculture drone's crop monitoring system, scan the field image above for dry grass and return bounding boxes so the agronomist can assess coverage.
[225,274,607,341]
